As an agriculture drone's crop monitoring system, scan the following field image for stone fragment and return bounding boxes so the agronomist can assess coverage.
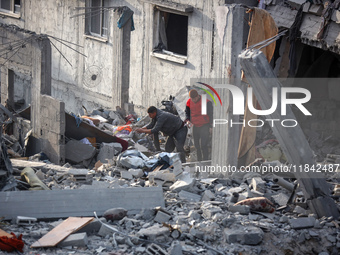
[286,0,306,9]
[309,4,323,15]
[128,168,144,178]
[138,225,170,241]
[202,204,222,219]
[251,177,266,193]
[170,172,195,192]
[224,226,264,245]
[103,208,128,221]
[98,224,115,237]
[272,193,289,207]
[146,243,168,255]
[65,139,97,164]
[228,205,250,215]
[169,240,183,255]
[188,210,201,220]
[120,170,133,180]
[154,211,171,224]
[289,217,316,229]
[59,233,88,247]
[178,190,201,202]
[97,142,122,163]
[201,190,215,201]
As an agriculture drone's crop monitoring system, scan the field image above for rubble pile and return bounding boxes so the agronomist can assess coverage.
[1,147,340,254]
[0,107,339,255]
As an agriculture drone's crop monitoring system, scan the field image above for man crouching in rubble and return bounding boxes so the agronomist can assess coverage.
[136,106,187,163]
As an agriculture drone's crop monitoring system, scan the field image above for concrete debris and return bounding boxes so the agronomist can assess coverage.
[235,197,275,213]
[169,172,195,192]
[58,232,88,247]
[103,208,128,221]
[224,226,264,245]
[289,217,316,229]
[178,190,201,202]
[97,142,122,163]
[65,139,97,166]
[1,108,340,255]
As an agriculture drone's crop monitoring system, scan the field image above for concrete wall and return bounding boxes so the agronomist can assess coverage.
[40,95,66,165]
[0,0,230,116]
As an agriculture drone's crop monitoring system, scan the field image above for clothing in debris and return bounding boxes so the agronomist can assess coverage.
[185,90,213,161]
[145,108,187,162]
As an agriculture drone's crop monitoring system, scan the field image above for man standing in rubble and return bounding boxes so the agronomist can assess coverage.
[185,89,213,161]
[136,106,187,163]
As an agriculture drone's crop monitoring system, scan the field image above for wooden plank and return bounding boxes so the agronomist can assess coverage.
[239,50,339,218]
[31,217,93,248]
[0,228,13,238]
[0,187,165,220]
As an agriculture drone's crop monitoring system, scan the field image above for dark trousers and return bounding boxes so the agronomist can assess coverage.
[153,132,161,151]
[165,126,188,163]
[193,123,210,161]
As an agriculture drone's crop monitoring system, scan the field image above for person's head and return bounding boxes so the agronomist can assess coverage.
[189,89,200,103]
[147,106,157,119]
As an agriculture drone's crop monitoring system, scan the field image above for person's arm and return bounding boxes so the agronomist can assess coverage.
[185,99,193,127]
[136,118,155,134]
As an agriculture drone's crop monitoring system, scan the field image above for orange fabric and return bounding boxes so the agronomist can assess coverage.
[238,8,278,165]
[0,232,24,252]
[85,137,97,148]
[246,8,278,62]
[116,125,132,133]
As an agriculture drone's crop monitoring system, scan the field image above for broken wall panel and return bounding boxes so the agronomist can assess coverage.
[0,187,165,220]
[40,95,65,165]
[239,49,339,218]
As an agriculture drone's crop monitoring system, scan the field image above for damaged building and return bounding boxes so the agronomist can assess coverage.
[0,0,340,254]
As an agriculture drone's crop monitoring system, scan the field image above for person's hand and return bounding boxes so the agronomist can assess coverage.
[135,128,144,133]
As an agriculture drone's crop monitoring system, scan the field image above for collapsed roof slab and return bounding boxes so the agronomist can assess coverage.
[0,187,165,220]
[239,49,339,218]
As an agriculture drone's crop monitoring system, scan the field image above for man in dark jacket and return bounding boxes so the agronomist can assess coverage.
[136,106,187,162]
[185,89,213,161]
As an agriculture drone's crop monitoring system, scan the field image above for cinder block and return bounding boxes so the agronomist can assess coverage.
[228,205,250,215]
[120,170,133,180]
[154,211,171,224]
[146,243,168,255]
[289,217,316,229]
[98,223,115,237]
[59,232,88,247]
[201,190,215,201]
[178,190,201,202]
[309,4,323,15]
[224,226,263,245]
[15,216,37,225]
[76,218,104,235]
[286,0,306,9]
[97,142,122,163]
[251,177,266,193]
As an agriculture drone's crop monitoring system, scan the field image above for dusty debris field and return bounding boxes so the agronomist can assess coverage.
[1,153,340,255]
[0,106,339,255]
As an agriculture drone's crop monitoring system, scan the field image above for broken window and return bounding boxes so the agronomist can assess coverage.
[85,0,109,37]
[0,0,20,15]
[154,8,189,57]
